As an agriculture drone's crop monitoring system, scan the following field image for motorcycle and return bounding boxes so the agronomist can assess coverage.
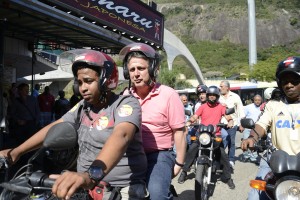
[0,122,89,200]
[241,118,300,200]
[192,108,234,200]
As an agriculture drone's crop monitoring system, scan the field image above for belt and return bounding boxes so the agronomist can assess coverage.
[146,148,173,154]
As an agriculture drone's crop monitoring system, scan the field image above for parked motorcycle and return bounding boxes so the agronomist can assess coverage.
[0,122,88,200]
[241,118,300,200]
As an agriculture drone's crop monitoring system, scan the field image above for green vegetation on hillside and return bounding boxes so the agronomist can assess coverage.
[151,0,300,10]
[166,37,299,82]
[148,0,300,83]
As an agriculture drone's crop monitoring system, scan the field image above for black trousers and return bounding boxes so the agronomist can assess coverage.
[182,141,199,172]
[214,142,231,180]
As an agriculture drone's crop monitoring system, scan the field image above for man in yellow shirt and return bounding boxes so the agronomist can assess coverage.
[241,56,300,200]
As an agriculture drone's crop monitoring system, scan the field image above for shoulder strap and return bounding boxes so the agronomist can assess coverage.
[75,103,84,130]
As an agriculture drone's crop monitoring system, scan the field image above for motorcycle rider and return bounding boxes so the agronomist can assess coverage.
[119,43,186,200]
[184,86,235,189]
[260,87,275,111]
[177,84,207,184]
[0,50,148,200]
[241,56,300,200]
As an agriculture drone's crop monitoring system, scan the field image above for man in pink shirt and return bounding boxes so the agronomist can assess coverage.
[120,43,186,200]
[184,86,235,189]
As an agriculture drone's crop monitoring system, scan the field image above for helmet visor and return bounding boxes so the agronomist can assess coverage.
[59,49,107,74]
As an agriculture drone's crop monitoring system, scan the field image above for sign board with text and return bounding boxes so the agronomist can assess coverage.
[52,0,164,46]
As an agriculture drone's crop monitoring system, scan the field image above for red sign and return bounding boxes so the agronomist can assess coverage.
[53,0,164,46]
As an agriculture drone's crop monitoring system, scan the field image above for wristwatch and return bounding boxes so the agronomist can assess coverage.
[87,165,104,185]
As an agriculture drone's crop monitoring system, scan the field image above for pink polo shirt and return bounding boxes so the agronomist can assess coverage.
[129,83,185,153]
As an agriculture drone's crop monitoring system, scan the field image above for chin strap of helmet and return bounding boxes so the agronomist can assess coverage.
[83,101,93,121]
[207,99,216,105]
[99,91,108,104]
[127,79,132,94]
[146,78,156,87]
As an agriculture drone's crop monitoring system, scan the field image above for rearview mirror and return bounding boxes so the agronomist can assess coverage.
[240,118,255,129]
[43,122,78,151]
[225,107,235,115]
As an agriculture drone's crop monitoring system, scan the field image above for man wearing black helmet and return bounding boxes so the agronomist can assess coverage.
[120,43,186,200]
[241,56,300,200]
[182,86,235,189]
[177,84,207,184]
[0,50,147,200]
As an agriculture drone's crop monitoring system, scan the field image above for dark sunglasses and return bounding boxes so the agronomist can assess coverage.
[280,79,300,86]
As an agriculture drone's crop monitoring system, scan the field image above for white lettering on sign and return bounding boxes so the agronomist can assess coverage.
[92,0,153,29]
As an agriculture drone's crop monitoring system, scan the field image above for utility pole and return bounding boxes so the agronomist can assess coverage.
[248,0,257,71]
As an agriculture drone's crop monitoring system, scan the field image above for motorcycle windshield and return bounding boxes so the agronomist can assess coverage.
[270,150,300,174]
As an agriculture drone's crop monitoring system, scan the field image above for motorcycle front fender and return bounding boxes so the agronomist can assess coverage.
[197,155,212,166]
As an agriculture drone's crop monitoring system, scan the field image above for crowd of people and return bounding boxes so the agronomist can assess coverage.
[2,83,81,149]
[0,42,299,200]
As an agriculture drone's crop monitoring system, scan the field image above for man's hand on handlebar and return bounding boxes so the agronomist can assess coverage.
[0,148,21,165]
[240,138,256,151]
[185,121,192,127]
[227,120,234,128]
[50,171,95,200]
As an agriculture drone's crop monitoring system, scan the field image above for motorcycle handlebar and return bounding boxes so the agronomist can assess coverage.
[216,123,227,128]
[42,178,56,188]
[29,171,55,188]
[188,123,227,128]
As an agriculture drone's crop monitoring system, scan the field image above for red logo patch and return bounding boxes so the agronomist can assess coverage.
[283,57,294,67]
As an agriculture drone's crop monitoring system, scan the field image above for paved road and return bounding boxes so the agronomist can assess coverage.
[172,132,259,200]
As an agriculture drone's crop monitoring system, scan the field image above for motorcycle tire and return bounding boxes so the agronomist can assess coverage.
[195,164,209,200]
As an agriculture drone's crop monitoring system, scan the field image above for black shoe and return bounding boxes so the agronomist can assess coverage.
[177,171,187,184]
[227,179,235,189]
[230,166,234,174]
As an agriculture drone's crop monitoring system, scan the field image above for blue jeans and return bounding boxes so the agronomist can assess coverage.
[103,181,147,200]
[248,157,271,200]
[146,150,175,200]
[221,126,238,162]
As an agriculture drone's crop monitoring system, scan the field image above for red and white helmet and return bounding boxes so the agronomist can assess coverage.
[195,84,208,95]
[60,49,118,92]
[276,56,300,80]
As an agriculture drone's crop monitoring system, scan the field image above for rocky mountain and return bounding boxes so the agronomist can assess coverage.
[158,2,300,48]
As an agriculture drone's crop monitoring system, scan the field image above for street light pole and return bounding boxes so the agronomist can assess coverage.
[248,0,257,71]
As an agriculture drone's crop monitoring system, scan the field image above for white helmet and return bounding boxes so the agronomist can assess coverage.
[264,87,275,100]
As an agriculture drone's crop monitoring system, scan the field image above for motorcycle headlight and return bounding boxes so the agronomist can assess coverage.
[199,133,211,145]
[275,180,300,200]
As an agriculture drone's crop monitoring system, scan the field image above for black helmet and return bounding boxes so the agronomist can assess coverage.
[276,56,300,82]
[206,86,220,104]
[196,84,208,95]
[271,88,282,101]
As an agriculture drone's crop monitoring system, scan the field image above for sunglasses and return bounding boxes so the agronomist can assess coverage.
[280,79,300,86]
